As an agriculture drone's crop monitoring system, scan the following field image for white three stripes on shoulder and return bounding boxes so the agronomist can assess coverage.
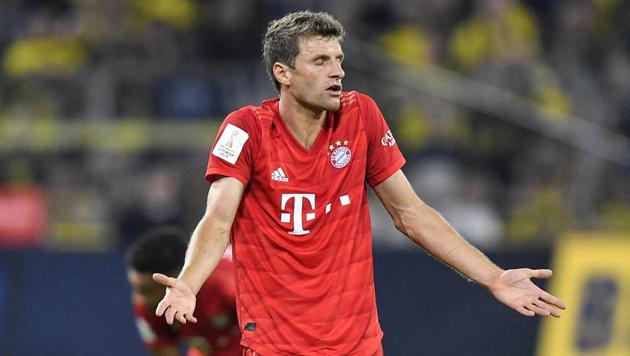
[271,167,289,182]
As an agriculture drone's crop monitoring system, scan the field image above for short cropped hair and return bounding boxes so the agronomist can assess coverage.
[262,11,345,91]
[125,227,187,276]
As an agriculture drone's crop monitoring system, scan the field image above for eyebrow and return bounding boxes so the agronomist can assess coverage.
[312,53,345,61]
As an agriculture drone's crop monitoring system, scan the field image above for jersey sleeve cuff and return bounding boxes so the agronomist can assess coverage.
[367,157,406,187]
[205,168,249,187]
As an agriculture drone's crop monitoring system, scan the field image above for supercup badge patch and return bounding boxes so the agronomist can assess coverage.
[328,139,352,168]
[212,123,249,165]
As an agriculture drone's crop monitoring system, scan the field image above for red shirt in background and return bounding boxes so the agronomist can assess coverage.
[205,91,406,355]
[133,257,241,356]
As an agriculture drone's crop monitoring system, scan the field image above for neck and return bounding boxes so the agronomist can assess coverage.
[278,93,326,150]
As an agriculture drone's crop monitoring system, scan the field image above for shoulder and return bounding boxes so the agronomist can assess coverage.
[224,98,279,131]
[353,91,375,104]
[339,91,380,115]
[219,105,265,147]
[338,91,383,132]
[355,91,380,112]
[339,90,359,110]
[341,90,377,105]
[224,105,258,129]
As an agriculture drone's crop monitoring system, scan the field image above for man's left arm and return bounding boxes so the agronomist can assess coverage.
[373,169,567,317]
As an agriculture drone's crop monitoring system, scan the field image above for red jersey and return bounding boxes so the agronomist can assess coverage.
[133,257,241,356]
[205,91,405,355]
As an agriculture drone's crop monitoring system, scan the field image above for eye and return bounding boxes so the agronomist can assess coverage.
[314,58,325,65]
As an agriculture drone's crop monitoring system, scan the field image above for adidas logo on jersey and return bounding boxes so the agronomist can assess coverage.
[271,167,289,182]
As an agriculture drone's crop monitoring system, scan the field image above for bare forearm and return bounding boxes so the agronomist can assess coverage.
[178,215,230,294]
[399,202,503,288]
[374,171,565,318]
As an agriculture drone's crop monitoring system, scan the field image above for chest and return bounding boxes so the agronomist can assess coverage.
[252,118,367,195]
[240,111,370,237]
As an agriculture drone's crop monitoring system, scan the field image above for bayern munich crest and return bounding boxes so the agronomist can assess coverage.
[328,139,352,168]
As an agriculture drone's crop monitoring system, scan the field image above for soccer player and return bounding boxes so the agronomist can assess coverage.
[153,11,567,355]
[126,228,241,355]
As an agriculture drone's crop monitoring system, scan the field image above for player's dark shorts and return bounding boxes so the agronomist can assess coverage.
[242,345,384,355]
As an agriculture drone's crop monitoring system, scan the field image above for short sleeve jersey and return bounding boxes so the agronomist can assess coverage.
[205,91,405,355]
[133,257,242,356]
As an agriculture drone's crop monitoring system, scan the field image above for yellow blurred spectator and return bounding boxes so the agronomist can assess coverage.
[598,201,630,233]
[379,26,433,68]
[530,63,573,120]
[449,0,539,71]
[533,86,572,120]
[506,186,573,244]
[132,0,199,29]
[593,0,622,33]
[3,37,87,77]
[394,103,432,150]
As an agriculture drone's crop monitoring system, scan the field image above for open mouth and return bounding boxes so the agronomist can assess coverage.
[326,84,342,94]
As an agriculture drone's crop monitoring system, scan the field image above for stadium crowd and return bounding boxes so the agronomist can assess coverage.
[1,0,629,251]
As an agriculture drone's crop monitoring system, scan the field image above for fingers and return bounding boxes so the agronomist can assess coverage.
[516,305,535,317]
[165,304,177,325]
[520,298,563,318]
[524,302,550,316]
[533,300,561,317]
[152,278,197,325]
[528,269,566,316]
[530,269,553,279]
[539,291,567,310]
[175,310,187,325]
[152,273,177,287]
[174,312,198,324]
[155,299,170,317]
[155,301,197,324]
[184,313,198,323]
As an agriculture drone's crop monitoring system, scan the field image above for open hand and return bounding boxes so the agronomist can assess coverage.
[153,273,198,325]
[489,268,566,317]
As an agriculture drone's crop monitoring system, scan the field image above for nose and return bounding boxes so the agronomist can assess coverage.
[330,61,345,79]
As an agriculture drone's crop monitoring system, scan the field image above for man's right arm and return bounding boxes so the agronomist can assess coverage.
[154,176,245,325]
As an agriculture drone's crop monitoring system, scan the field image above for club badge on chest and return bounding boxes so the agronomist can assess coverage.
[328,139,352,169]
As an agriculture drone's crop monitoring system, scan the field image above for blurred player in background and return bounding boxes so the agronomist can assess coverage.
[152,11,566,355]
[126,228,241,355]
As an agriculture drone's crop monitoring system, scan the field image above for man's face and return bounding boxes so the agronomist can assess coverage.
[284,36,345,112]
[127,269,165,310]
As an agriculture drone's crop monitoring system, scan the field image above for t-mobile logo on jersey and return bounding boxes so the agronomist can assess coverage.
[280,194,315,235]
[280,193,351,236]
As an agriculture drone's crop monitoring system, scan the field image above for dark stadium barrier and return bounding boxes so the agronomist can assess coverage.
[0,249,550,356]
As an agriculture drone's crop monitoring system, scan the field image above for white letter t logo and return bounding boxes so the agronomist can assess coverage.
[280,194,316,235]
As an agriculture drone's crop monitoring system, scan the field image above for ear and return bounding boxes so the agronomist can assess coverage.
[273,62,291,87]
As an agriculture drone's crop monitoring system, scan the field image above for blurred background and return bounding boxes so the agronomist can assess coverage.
[1,0,629,355]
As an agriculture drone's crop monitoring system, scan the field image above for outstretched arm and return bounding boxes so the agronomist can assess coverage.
[154,176,245,325]
[373,170,566,317]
